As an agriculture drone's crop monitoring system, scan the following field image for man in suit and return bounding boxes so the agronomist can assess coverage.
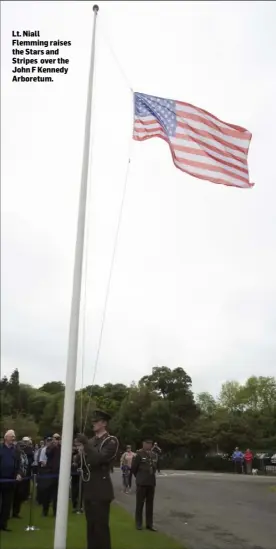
[77,409,119,549]
[131,437,158,532]
[0,430,22,532]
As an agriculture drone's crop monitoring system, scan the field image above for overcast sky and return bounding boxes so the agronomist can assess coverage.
[1,1,276,398]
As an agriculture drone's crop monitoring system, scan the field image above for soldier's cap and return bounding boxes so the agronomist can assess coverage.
[91,409,111,422]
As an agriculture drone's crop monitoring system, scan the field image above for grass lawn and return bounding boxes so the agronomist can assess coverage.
[1,501,184,549]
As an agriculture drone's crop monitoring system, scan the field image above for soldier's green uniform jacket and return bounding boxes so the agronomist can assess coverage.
[131,449,157,486]
[79,432,118,502]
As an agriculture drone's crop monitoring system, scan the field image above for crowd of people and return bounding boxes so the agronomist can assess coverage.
[0,413,162,549]
[0,429,64,531]
[0,429,86,531]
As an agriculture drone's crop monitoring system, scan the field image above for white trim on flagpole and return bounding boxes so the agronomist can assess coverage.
[53,6,99,549]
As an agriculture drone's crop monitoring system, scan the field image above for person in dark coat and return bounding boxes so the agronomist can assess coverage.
[0,430,22,532]
[12,441,29,518]
[71,439,83,512]
[36,437,50,506]
[21,437,33,498]
[42,434,61,517]
[131,437,158,531]
[77,409,119,549]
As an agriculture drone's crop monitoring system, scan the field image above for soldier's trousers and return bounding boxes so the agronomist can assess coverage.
[84,499,111,549]
[135,485,155,528]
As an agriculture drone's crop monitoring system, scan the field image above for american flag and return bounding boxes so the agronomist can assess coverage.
[133,92,253,189]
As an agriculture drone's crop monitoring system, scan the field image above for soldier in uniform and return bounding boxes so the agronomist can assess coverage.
[131,437,157,531]
[76,409,119,549]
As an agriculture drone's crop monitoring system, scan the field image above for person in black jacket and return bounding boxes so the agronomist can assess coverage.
[131,437,158,532]
[21,437,33,498]
[71,440,83,512]
[36,437,50,506]
[42,434,61,517]
[12,441,29,518]
[0,430,22,532]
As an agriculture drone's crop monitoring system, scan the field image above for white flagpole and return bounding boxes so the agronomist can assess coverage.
[53,5,99,549]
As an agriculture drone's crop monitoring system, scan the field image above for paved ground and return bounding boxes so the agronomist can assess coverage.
[113,470,276,549]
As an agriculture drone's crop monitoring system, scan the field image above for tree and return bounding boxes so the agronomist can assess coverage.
[138,367,199,450]
[28,391,52,424]
[0,413,39,440]
[39,393,64,435]
[9,369,20,386]
[0,376,9,391]
[0,367,275,460]
[196,392,217,416]
[214,414,256,453]
[7,369,20,405]
[242,376,276,412]
[139,366,193,400]
[39,381,65,394]
[219,381,244,412]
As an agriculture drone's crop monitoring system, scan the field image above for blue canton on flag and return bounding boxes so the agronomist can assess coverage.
[134,93,177,137]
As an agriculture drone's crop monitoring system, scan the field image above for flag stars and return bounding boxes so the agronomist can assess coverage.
[134,92,177,137]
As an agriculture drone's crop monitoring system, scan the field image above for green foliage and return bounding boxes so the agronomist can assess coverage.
[139,366,193,400]
[0,413,39,440]
[196,392,217,416]
[38,381,65,394]
[0,368,275,457]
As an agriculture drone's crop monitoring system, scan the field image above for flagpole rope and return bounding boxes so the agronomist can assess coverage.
[83,136,134,433]
[79,16,134,433]
[100,18,134,94]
